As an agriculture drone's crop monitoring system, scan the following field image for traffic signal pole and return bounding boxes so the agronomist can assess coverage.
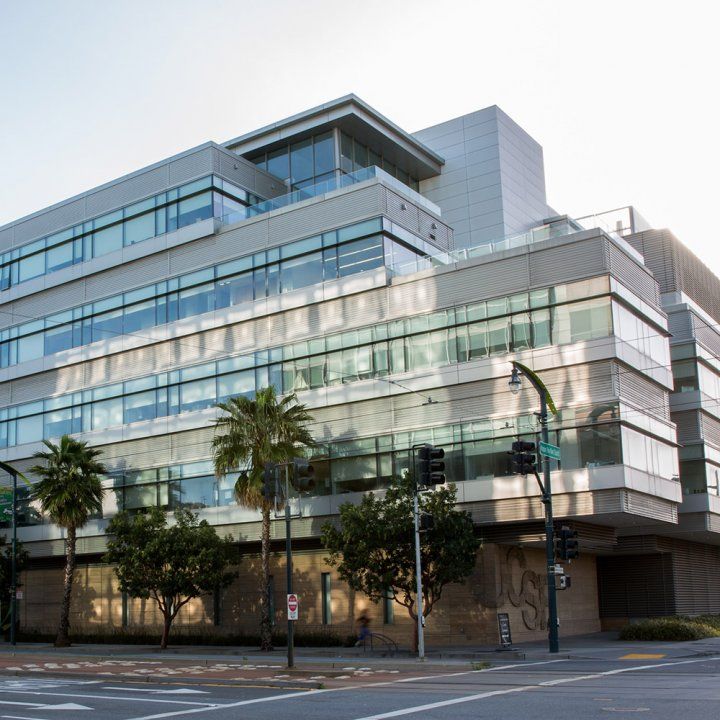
[411,444,425,661]
[510,362,559,654]
[538,391,560,654]
[284,464,294,669]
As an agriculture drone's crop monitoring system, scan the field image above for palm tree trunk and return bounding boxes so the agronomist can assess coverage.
[56,526,76,647]
[259,505,273,651]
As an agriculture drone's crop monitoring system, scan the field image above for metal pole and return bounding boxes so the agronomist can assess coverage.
[539,393,559,654]
[285,466,294,669]
[411,444,425,660]
[10,470,17,646]
[413,490,424,660]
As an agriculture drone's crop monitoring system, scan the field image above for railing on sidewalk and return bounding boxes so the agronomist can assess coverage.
[360,631,398,656]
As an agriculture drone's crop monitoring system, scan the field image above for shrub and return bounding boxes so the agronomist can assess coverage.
[17,627,346,647]
[619,617,720,642]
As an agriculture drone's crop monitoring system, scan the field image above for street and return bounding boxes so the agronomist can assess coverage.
[0,655,718,720]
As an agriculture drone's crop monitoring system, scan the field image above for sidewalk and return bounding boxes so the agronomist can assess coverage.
[1,632,718,689]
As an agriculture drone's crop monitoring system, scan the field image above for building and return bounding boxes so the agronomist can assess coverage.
[1,95,717,646]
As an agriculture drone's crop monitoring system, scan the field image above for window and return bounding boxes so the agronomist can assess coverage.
[314,132,335,176]
[17,414,43,445]
[124,390,157,424]
[321,573,331,625]
[180,377,216,413]
[217,370,255,402]
[175,475,215,510]
[92,310,123,343]
[267,147,290,180]
[18,252,45,282]
[338,237,384,277]
[280,252,324,293]
[46,241,73,273]
[124,212,155,245]
[290,139,313,185]
[177,192,212,227]
[178,283,214,319]
[92,396,124,430]
[44,323,74,355]
[93,224,123,257]
[17,333,44,363]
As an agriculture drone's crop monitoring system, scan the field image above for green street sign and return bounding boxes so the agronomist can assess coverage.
[539,441,561,461]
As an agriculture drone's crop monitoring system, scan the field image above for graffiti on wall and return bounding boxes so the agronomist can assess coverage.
[475,546,548,630]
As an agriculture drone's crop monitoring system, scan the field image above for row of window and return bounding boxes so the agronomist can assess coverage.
[0,218,400,368]
[248,130,421,192]
[10,418,676,528]
[0,292,616,449]
[0,176,259,291]
[7,398,677,530]
[249,131,336,189]
[673,359,720,400]
[339,132,420,190]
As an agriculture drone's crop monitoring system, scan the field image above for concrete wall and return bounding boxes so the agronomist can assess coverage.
[19,544,599,647]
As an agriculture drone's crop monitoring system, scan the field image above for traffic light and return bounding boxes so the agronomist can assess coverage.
[556,525,579,561]
[262,463,275,502]
[558,575,572,589]
[509,440,537,475]
[417,444,445,488]
[419,513,434,532]
[291,458,316,492]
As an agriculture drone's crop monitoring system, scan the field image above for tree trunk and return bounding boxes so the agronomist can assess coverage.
[259,504,273,651]
[160,613,172,650]
[55,526,76,647]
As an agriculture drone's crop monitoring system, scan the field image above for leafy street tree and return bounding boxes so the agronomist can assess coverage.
[212,386,315,651]
[322,476,480,650]
[29,435,106,647]
[105,508,237,649]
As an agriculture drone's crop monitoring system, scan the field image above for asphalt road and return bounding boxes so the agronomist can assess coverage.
[0,655,718,720]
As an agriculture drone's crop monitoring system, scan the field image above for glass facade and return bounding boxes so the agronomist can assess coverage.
[0,176,262,292]
[249,130,420,191]
[9,400,664,526]
[1,218,425,368]
[0,276,623,451]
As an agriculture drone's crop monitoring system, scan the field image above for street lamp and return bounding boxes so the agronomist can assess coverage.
[509,361,560,654]
[508,367,522,395]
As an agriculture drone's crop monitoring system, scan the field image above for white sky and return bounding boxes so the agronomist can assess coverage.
[1,0,718,271]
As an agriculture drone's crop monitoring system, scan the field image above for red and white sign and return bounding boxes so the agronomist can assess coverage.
[287,593,299,621]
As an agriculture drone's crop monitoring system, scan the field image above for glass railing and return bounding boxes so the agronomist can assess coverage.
[388,217,631,276]
[220,167,378,225]
[219,165,440,226]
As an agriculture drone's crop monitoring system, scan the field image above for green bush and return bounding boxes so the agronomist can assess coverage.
[619,617,720,642]
[17,627,346,647]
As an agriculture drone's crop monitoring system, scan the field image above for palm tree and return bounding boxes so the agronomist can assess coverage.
[212,386,315,651]
[29,435,106,647]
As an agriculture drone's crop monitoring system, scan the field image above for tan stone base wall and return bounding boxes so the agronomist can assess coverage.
[19,543,600,647]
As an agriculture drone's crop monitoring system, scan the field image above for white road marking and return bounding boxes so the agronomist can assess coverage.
[0,701,91,711]
[0,692,213,708]
[3,715,54,720]
[102,688,209,696]
[350,656,720,720]
[122,690,324,720]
